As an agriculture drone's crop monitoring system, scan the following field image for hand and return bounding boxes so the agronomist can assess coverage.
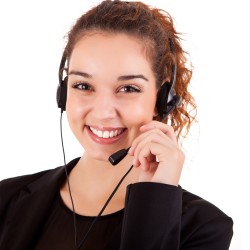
[128,121,185,186]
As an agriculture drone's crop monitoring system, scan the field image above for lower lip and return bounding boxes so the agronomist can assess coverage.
[86,127,127,145]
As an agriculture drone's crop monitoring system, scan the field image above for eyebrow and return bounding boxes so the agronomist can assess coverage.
[118,74,148,82]
[68,70,92,78]
[68,70,148,82]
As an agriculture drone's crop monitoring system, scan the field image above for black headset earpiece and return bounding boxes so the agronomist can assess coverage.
[56,50,68,112]
[156,81,182,121]
[155,37,182,122]
[56,76,68,111]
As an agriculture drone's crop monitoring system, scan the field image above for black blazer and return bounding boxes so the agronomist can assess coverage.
[0,158,233,250]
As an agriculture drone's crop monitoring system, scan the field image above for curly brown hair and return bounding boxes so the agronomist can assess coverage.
[64,0,197,140]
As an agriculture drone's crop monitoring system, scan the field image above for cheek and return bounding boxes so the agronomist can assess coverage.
[66,94,88,127]
[123,96,156,126]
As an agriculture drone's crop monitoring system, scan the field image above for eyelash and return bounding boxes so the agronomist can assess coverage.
[72,82,141,93]
[119,85,141,93]
[73,82,92,91]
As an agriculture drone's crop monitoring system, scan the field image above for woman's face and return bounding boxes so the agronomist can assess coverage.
[66,32,157,161]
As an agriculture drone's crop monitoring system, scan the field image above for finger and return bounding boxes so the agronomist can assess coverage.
[129,129,173,156]
[143,154,157,172]
[129,128,168,155]
[136,141,164,172]
[140,156,150,172]
[136,152,156,171]
[147,152,156,163]
[137,161,158,182]
[140,121,177,143]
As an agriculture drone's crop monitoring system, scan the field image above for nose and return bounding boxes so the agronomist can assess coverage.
[92,92,118,122]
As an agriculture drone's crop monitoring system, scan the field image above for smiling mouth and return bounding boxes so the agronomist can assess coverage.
[88,126,127,139]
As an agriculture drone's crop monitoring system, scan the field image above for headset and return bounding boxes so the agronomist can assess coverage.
[56,36,182,249]
[56,37,181,165]
[56,49,68,112]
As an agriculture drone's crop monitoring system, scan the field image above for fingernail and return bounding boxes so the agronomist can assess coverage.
[128,147,132,154]
[140,125,146,131]
[132,158,136,166]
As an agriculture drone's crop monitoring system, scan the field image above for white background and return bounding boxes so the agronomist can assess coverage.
[0,1,249,249]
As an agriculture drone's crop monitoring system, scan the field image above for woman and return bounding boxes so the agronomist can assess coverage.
[0,0,233,249]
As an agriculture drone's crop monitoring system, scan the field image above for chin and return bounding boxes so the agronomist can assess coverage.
[85,150,113,163]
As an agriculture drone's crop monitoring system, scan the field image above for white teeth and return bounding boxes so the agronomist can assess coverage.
[103,131,109,138]
[89,127,123,138]
[110,131,114,137]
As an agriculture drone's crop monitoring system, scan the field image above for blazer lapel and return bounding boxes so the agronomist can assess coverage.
[1,158,80,250]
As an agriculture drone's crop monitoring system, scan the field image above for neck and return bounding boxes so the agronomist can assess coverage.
[69,152,138,195]
[61,152,138,215]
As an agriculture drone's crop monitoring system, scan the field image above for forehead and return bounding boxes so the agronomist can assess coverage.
[69,32,154,72]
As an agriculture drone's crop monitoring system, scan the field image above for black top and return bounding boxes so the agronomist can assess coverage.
[34,192,124,250]
[0,157,233,250]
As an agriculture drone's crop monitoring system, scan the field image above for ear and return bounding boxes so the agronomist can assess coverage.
[153,105,158,117]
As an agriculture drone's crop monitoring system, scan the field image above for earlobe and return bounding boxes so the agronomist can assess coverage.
[153,106,160,121]
[153,106,158,117]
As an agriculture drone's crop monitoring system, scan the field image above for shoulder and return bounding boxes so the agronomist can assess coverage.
[1,169,54,191]
[0,168,59,229]
[182,188,232,222]
[0,168,59,208]
[0,157,80,213]
[124,183,233,248]
[181,189,233,248]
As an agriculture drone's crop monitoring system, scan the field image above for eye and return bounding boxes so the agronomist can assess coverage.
[73,82,93,91]
[119,85,141,93]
